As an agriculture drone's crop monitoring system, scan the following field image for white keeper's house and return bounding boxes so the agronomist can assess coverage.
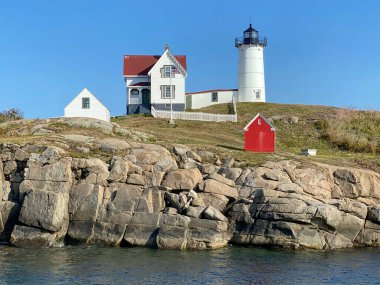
[123,46,187,115]
[64,88,110,122]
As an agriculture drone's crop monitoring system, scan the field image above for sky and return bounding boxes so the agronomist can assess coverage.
[1,0,379,118]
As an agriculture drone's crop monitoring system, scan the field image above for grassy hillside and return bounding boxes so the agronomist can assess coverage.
[113,103,380,171]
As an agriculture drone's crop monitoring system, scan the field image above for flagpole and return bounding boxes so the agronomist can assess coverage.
[169,64,175,124]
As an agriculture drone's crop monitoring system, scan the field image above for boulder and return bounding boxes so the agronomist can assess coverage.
[19,190,68,232]
[108,157,130,182]
[199,179,238,200]
[162,168,203,190]
[207,172,235,187]
[186,206,205,218]
[99,138,130,153]
[10,225,60,248]
[0,201,21,241]
[123,212,162,247]
[203,205,228,222]
[197,193,229,212]
[367,205,380,224]
[218,167,242,182]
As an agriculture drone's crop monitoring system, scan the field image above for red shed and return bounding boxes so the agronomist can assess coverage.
[244,113,275,152]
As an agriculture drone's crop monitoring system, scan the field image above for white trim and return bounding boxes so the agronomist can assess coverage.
[64,88,110,113]
[147,49,187,77]
[243,113,275,131]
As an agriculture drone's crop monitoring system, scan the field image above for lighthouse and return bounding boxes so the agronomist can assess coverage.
[235,24,267,103]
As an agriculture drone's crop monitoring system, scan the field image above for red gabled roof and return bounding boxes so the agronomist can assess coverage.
[123,55,187,76]
[129,82,151,87]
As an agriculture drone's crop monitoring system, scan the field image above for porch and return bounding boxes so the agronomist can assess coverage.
[127,82,151,106]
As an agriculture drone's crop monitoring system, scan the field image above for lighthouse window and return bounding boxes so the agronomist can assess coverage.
[255,91,261,99]
[212,92,218,102]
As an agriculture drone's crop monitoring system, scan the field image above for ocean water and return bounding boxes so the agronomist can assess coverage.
[0,245,379,285]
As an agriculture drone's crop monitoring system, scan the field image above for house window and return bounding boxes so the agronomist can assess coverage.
[82,97,90,109]
[255,91,261,99]
[161,85,175,99]
[212,92,218,102]
[131,89,139,96]
[258,119,262,125]
[161,65,176,78]
[164,66,171,78]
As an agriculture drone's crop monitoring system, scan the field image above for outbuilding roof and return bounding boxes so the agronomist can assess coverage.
[123,55,187,76]
[244,113,275,131]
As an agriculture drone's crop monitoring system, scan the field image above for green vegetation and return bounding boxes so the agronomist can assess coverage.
[0,108,23,123]
[325,109,380,154]
[113,103,380,171]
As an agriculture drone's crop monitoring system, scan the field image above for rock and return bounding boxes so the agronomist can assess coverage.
[14,149,29,162]
[108,157,130,182]
[222,157,234,168]
[329,198,367,219]
[39,147,63,165]
[59,117,114,134]
[186,151,202,163]
[188,189,198,200]
[162,168,203,190]
[164,207,178,215]
[76,147,90,154]
[207,172,235,187]
[136,188,165,213]
[164,192,182,212]
[173,144,191,156]
[203,205,228,222]
[10,225,60,248]
[198,164,216,175]
[334,169,357,184]
[3,161,17,175]
[367,205,380,223]
[25,158,73,182]
[123,212,162,247]
[199,179,238,200]
[19,190,68,232]
[0,201,21,241]
[127,174,146,186]
[186,206,205,218]
[99,138,130,153]
[198,193,229,212]
[276,183,303,193]
[218,167,242,182]
[130,145,177,173]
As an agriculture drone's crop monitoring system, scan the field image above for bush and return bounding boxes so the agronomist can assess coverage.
[0,108,24,123]
[326,109,380,154]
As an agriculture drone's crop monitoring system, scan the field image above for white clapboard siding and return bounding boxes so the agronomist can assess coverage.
[151,106,237,122]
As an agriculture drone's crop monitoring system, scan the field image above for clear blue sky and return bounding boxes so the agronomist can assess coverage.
[1,0,379,118]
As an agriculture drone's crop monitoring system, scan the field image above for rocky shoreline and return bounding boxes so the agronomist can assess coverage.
[1,140,380,250]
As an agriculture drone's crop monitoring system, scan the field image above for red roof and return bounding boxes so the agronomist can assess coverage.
[130,82,151,87]
[123,55,187,76]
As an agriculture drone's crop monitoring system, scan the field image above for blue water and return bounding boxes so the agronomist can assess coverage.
[0,245,379,285]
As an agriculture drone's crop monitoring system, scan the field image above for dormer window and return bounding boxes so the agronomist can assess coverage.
[164,66,172,78]
[82,97,90,109]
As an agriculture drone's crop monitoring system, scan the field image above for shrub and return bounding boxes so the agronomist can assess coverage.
[0,108,24,123]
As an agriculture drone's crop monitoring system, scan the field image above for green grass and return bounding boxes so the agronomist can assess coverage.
[113,102,380,171]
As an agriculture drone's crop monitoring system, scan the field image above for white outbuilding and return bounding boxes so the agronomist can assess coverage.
[64,88,110,122]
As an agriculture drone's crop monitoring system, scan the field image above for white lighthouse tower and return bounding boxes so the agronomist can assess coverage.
[235,24,267,103]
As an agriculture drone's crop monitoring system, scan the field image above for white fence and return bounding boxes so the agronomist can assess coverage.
[151,106,237,123]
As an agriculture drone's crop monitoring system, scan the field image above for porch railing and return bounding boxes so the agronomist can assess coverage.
[129,97,141,105]
[151,106,237,123]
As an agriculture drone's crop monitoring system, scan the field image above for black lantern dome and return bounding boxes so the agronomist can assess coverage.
[235,24,267,47]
